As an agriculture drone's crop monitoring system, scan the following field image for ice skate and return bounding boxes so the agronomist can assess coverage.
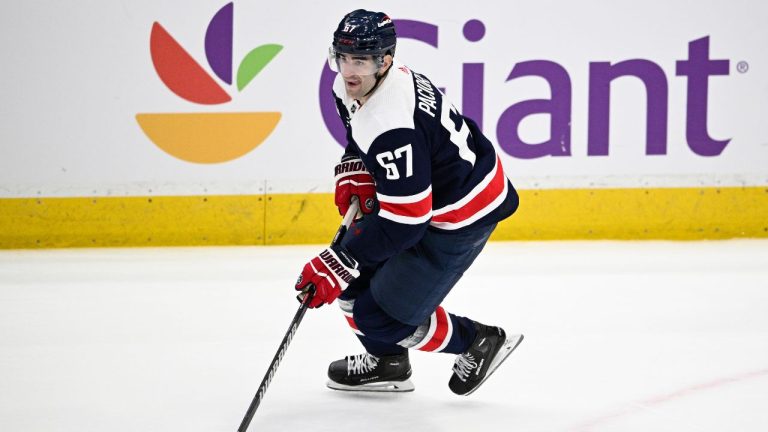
[327,352,414,392]
[449,323,523,396]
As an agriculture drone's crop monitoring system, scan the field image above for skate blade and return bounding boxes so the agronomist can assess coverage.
[326,379,415,393]
[463,333,524,396]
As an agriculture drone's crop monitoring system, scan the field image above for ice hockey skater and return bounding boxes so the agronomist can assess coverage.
[294,9,524,396]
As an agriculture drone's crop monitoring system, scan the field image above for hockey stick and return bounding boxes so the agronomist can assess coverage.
[237,198,360,432]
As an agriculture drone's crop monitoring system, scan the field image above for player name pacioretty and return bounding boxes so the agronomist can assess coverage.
[414,72,437,118]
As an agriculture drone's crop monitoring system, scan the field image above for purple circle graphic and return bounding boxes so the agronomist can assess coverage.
[463,19,485,42]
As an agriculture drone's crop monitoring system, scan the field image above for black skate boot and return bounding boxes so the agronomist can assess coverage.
[327,351,414,392]
[449,322,523,396]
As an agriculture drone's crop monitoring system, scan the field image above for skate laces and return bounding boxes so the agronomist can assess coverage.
[347,353,379,376]
[452,353,478,382]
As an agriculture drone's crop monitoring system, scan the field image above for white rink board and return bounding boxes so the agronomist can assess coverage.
[1,0,767,197]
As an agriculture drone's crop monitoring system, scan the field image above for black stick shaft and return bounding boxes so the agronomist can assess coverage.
[237,296,312,432]
[237,199,359,432]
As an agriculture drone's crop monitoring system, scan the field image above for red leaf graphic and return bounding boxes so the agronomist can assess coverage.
[150,22,231,105]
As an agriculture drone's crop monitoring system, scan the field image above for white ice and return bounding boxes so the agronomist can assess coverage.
[1,240,767,432]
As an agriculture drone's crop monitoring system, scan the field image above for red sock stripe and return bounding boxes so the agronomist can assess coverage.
[345,315,359,331]
[343,313,364,336]
[419,307,450,352]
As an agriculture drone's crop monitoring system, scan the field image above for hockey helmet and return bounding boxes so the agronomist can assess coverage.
[329,10,396,75]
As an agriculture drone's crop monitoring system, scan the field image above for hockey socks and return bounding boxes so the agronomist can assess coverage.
[333,298,524,394]
[397,306,478,354]
[340,298,479,355]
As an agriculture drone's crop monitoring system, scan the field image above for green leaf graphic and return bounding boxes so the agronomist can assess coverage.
[237,44,283,91]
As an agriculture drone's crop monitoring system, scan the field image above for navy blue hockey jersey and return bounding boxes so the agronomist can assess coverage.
[332,60,519,268]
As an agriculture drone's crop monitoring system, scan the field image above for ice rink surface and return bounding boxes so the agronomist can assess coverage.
[1,240,767,432]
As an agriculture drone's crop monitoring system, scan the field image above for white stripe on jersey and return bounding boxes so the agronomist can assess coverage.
[377,185,432,204]
[378,209,432,225]
[430,180,509,230]
[433,157,500,216]
[377,185,433,224]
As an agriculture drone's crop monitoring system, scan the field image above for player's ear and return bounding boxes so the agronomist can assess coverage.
[382,54,393,70]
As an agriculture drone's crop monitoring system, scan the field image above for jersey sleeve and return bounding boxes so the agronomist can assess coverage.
[341,141,361,162]
[342,127,432,268]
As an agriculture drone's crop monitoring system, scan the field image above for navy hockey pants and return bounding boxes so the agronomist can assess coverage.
[338,221,497,356]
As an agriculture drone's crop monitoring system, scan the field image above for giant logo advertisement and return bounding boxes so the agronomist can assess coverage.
[136,2,282,164]
[320,19,735,160]
[3,1,758,199]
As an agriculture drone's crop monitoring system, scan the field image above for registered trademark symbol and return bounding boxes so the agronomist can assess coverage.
[737,61,749,73]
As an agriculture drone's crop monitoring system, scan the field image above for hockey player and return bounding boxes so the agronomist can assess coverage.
[294,9,523,396]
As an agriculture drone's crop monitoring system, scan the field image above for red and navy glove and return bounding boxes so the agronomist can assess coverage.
[295,246,360,308]
[334,157,376,216]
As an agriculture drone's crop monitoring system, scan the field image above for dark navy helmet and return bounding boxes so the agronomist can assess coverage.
[332,9,397,57]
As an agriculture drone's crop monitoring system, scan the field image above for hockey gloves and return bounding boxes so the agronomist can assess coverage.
[295,246,360,308]
[334,157,376,217]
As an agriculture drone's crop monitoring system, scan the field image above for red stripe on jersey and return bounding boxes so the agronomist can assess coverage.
[378,191,433,218]
[419,307,449,352]
[431,157,506,225]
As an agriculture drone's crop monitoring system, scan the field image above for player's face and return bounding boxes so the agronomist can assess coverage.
[342,66,379,99]
[328,50,388,99]
[333,53,378,98]
[333,53,379,76]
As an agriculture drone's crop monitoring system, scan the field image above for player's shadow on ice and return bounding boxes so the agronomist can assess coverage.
[253,390,510,432]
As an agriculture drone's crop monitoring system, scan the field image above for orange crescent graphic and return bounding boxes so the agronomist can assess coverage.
[136,112,281,163]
